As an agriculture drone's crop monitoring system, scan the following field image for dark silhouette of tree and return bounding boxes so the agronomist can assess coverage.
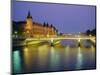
[86,28,96,36]
[59,33,63,36]
[91,28,96,36]
[50,24,53,27]
[86,30,91,35]
[46,22,49,27]
[43,22,46,26]
[12,21,25,35]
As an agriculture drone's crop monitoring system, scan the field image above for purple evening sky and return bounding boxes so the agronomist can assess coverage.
[12,1,96,33]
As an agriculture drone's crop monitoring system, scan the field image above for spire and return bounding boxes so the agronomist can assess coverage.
[27,11,32,18]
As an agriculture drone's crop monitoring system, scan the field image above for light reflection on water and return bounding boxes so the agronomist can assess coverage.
[76,47,83,69]
[12,44,96,74]
[13,51,22,73]
[37,45,50,71]
[49,47,60,71]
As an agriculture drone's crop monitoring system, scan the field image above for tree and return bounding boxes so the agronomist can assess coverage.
[91,28,96,36]
[43,22,46,26]
[46,22,49,27]
[50,24,53,27]
[86,30,91,35]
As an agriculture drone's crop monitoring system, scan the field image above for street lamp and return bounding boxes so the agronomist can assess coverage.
[14,31,18,34]
[89,34,92,37]
[14,31,18,38]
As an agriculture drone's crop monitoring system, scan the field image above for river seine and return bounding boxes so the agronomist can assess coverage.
[12,40,96,74]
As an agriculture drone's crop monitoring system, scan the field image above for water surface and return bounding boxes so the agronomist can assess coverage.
[12,41,96,74]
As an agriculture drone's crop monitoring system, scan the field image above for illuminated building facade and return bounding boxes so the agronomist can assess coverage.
[24,11,57,38]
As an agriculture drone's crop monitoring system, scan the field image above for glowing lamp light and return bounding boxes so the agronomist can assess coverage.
[14,31,18,34]
[89,34,92,37]
[26,31,29,33]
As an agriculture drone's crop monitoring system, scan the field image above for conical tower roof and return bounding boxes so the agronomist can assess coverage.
[27,11,32,18]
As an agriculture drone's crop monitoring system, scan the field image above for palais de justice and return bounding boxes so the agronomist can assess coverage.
[13,12,58,38]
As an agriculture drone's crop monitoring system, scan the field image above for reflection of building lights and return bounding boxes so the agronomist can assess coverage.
[24,47,28,52]
[76,47,83,69]
[50,47,60,68]
[13,51,21,72]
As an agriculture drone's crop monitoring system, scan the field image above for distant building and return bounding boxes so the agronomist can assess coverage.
[13,11,57,38]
